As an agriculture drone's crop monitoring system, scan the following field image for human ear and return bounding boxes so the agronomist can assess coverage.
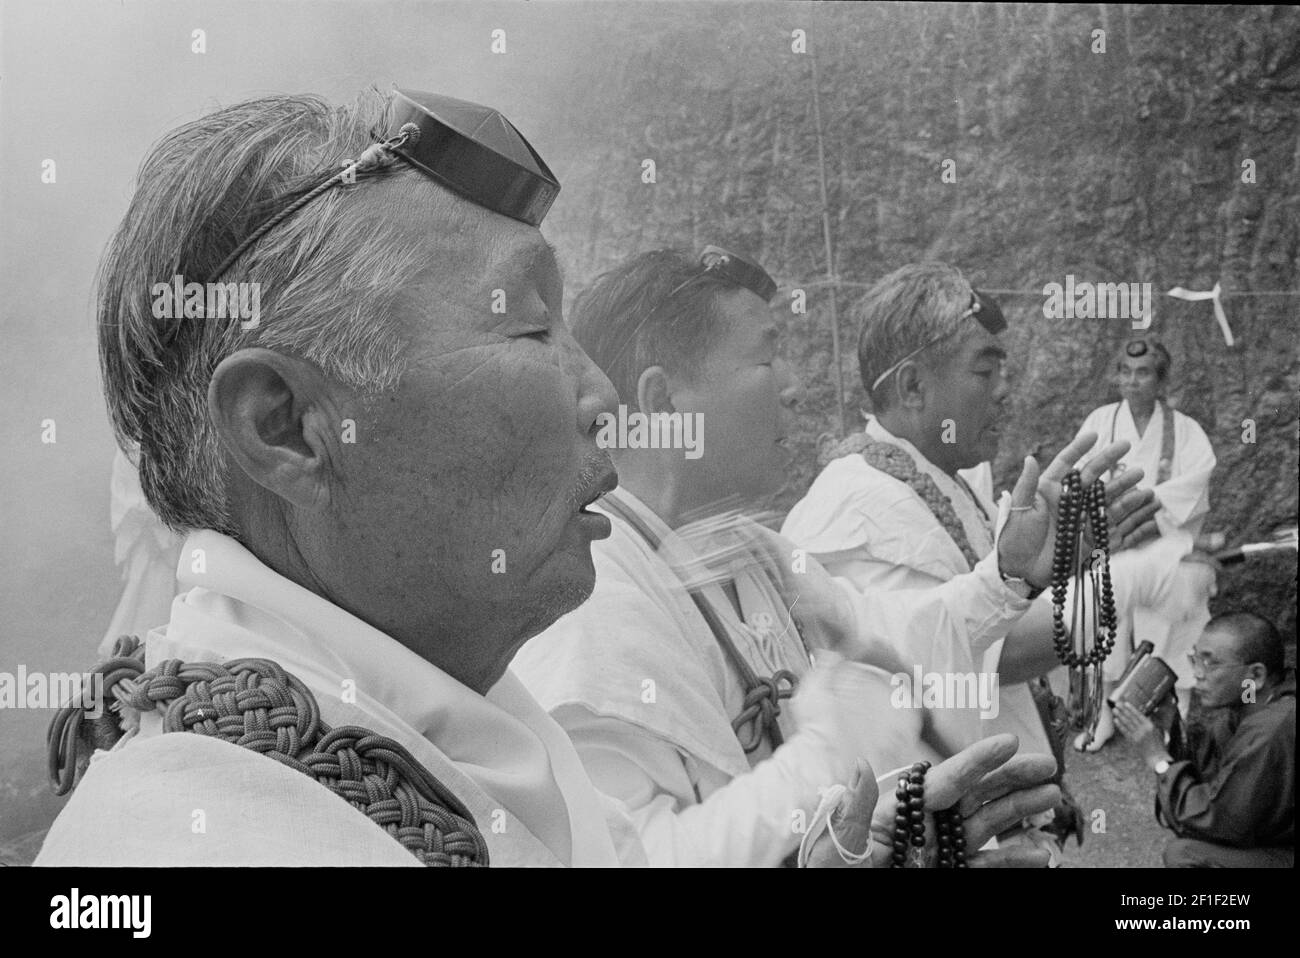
[635,365,676,417]
[894,361,926,410]
[207,347,342,511]
[1244,663,1268,697]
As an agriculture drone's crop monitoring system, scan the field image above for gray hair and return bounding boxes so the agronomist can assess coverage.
[98,90,430,534]
[854,262,978,411]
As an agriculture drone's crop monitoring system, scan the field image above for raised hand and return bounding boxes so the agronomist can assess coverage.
[997,431,1160,588]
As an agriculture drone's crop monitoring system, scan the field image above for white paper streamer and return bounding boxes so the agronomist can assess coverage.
[1166,282,1235,347]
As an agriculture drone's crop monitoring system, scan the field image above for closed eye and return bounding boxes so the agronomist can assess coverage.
[516,328,552,343]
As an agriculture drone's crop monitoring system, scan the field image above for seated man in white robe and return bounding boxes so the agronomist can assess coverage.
[782,263,1164,855]
[1072,336,1218,746]
[512,248,1152,867]
[40,87,656,867]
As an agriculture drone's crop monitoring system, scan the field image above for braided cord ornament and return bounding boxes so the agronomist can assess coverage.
[821,432,982,569]
[48,636,489,867]
[1050,471,1118,739]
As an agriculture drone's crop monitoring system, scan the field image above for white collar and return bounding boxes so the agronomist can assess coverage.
[1116,398,1166,440]
[149,529,622,866]
[862,416,994,549]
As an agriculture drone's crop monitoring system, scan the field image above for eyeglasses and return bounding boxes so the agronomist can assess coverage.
[869,289,1007,393]
[1186,651,1244,678]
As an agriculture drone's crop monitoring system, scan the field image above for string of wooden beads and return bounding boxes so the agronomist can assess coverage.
[892,761,928,867]
[935,806,967,868]
[1050,470,1118,668]
[891,760,966,868]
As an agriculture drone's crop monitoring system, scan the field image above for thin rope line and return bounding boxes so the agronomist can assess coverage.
[207,172,346,282]
[788,279,1300,296]
[206,124,420,284]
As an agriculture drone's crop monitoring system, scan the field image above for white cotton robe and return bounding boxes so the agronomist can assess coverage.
[780,416,1053,756]
[1074,399,1217,687]
[511,487,1030,867]
[38,531,645,868]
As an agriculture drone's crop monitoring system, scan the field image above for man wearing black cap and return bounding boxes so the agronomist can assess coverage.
[1070,335,1218,750]
[512,249,1152,867]
[39,86,638,867]
[783,262,1164,861]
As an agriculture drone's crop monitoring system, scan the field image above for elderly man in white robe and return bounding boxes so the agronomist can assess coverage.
[512,248,1155,867]
[782,263,1167,857]
[1071,336,1218,748]
[39,87,659,867]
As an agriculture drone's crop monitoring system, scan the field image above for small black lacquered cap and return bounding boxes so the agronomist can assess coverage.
[699,245,778,302]
[971,289,1007,334]
[387,88,560,226]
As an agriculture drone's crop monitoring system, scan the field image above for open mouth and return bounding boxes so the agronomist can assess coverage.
[577,467,618,515]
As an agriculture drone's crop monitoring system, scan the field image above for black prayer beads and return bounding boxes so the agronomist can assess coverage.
[1050,470,1118,668]
[891,761,928,867]
[891,760,967,868]
[935,807,967,868]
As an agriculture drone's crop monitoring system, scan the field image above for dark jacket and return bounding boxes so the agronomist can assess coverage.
[1157,671,1295,849]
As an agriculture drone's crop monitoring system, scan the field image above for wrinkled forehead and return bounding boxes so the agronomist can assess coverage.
[375,174,560,312]
[483,227,563,306]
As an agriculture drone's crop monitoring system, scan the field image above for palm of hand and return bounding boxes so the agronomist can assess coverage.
[997,433,1149,586]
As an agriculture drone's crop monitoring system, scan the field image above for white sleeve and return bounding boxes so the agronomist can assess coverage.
[1152,418,1216,532]
[551,657,893,868]
[820,550,1030,676]
[554,707,839,867]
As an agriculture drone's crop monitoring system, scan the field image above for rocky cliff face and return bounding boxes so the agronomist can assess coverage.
[537,2,1299,637]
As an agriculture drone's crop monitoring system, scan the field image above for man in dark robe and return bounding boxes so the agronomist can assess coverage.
[1115,611,1295,867]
